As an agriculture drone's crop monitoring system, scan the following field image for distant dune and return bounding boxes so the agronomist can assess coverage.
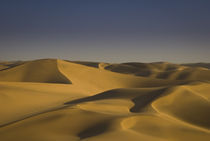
[0,59,210,141]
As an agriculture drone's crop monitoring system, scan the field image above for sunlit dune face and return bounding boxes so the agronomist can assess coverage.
[0,0,210,140]
[0,59,210,141]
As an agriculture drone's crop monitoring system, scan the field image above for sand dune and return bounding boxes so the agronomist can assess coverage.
[0,59,71,84]
[0,59,210,141]
[182,63,210,69]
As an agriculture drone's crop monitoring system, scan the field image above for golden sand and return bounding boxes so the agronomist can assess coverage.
[0,59,209,141]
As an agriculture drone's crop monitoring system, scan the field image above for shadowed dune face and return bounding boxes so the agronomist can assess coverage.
[75,61,210,82]
[104,63,152,77]
[182,63,210,69]
[153,85,210,129]
[0,61,24,71]
[0,59,210,141]
[68,60,100,68]
[64,87,167,113]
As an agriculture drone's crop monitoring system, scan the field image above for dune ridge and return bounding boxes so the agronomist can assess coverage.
[0,59,210,141]
[0,59,71,84]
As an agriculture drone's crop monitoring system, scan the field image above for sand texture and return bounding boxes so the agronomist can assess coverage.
[0,59,210,141]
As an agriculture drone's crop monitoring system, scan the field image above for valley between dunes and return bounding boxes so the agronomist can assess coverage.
[0,59,210,141]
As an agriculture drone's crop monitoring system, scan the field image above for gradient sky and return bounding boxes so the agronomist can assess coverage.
[0,0,210,63]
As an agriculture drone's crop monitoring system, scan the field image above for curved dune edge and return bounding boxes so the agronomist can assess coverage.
[71,61,210,81]
[151,85,210,131]
[0,59,72,84]
[57,59,187,94]
[0,59,210,141]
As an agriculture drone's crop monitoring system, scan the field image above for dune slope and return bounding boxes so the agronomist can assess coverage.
[0,59,209,141]
[0,59,71,84]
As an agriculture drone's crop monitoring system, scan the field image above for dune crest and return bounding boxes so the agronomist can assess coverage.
[0,59,210,141]
[0,59,71,84]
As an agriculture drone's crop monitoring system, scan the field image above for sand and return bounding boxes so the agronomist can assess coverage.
[0,59,209,141]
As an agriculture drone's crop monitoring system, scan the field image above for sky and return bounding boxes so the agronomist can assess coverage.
[0,0,210,63]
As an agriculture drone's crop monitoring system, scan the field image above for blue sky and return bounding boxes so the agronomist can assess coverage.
[0,0,210,63]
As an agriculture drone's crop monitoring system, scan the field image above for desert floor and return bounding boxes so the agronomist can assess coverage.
[0,59,210,141]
